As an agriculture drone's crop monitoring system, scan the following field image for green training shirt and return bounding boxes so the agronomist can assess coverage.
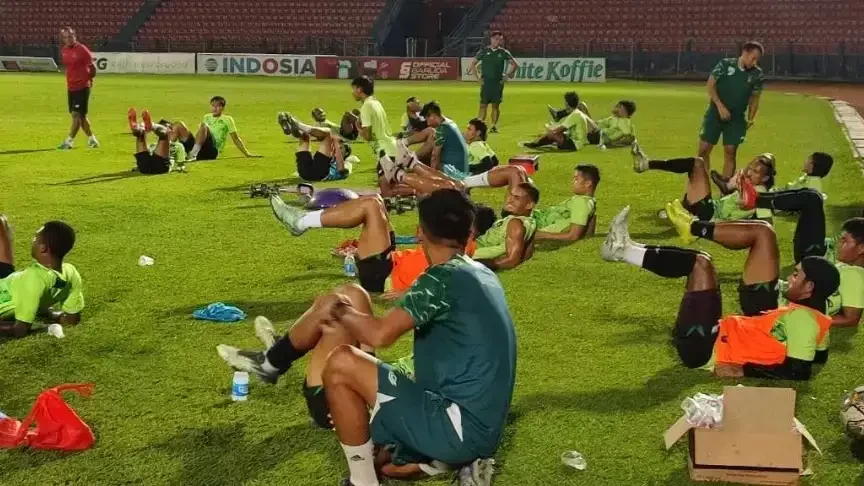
[202,114,237,153]
[360,96,397,157]
[533,195,596,233]
[713,185,771,221]
[709,58,764,116]
[596,116,635,145]
[468,141,496,166]
[148,141,187,164]
[828,262,864,316]
[0,262,84,324]
[475,47,514,82]
[556,110,590,149]
[395,254,516,457]
[434,117,469,174]
[473,216,536,260]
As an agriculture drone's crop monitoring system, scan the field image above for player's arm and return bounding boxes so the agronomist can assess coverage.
[706,66,731,120]
[39,309,82,326]
[0,320,32,338]
[430,145,443,171]
[833,306,863,327]
[747,91,762,128]
[330,303,415,349]
[230,132,258,157]
[82,45,96,81]
[505,52,518,79]
[477,219,527,271]
[468,58,481,80]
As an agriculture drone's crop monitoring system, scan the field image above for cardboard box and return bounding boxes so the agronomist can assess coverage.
[664,386,819,486]
[508,155,539,175]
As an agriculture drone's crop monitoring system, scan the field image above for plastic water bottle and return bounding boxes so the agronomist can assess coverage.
[231,371,249,401]
[561,450,587,470]
[344,254,356,278]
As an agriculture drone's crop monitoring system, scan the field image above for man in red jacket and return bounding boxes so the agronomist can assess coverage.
[58,27,99,150]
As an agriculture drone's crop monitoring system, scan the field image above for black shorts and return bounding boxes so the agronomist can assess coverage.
[557,136,577,151]
[469,155,499,175]
[738,280,779,317]
[587,130,601,145]
[296,151,333,182]
[673,289,722,368]
[682,195,716,222]
[134,152,171,175]
[68,88,90,116]
[0,262,14,278]
[356,232,396,293]
[183,133,219,160]
[339,126,359,141]
[304,381,333,429]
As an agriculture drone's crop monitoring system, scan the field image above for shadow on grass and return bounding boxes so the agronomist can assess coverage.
[146,422,341,486]
[48,170,145,186]
[825,326,859,356]
[0,448,69,481]
[0,148,56,156]
[213,178,303,194]
[826,202,862,226]
[162,299,313,321]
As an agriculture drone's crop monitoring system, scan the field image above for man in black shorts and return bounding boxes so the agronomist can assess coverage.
[278,112,356,182]
[128,111,187,175]
[602,206,839,380]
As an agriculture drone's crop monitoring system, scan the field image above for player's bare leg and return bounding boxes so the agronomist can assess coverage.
[174,121,192,141]
[478,103,488,123]
[697,140,714,176]
[685,157,712,206]
[66,113,81,142]
[79,116,93,138]
[0,214,13,267]
[404,127,436,162]
[490,103,501,131]
[378,177,416,197]
[523,129,566,148]
[151,125,171,159]
[194,123,210,146]
[462,165,529,191]
[134,127,148,154]
[722,144,738,179]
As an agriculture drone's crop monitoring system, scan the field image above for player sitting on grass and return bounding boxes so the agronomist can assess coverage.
[465,118,499,175]
[602,206,838,380]
[0,217,83,339]
[398,101,469,177]
[174,96,259,161]
[547,91,591,122]
[399,96,427,136]
[771,151,833,196]
[632,147,775,221]
[127,109,187,174]
[225,189,517,486]
[533,164,599,242]
[520,95,594,151]
[589,100,638,148]
[278,112,358,182]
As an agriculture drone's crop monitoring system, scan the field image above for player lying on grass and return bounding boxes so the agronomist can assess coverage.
[399,96,427,136]
[464,118,499,175]
[772,151,833,196]
[174,96,259,161]
[311,107,363,141]
[397,101,469,176]
[224,189,517,486]
[602,206,838,380]
[0,217,83,338]
[520,95,595,151]
[547,91,591,122]
[127,109,187,174]
[278,112,358,182]
[632,147,775,221]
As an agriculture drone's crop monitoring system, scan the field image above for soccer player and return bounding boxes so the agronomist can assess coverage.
[57,27,99,150]
[467,31,519,133]
[399,96,427,135]
[353,76,397,159]
[632,148,775,221]
[546,91,591,122]
[773,152,833,195]
[602,207,838,380]
[176,96,258,161]
[277,112,357,182]
[590,100,638,148]
[398,101,469,176]
[465,118,499,175]
[533,164,599,242]
[824,218,864,328]
[127,110,187,174]
[520,98,594,151]
[0,217,84,338]
[699,41,765,180]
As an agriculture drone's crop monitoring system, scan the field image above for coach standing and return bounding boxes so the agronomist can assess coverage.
[467,31,518,134]
[58,27,99,150]
[699,41,764,188]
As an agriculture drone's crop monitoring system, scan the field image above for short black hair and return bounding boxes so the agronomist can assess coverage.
[576,164,601,187]
[40,221,76,259]
[517,182,540,204]
[756,153,777,189]
[469,118,488,141]
[742,40,764,54]
[210,96,226,107]
[157,118,171,126]
[418,189,475,247]
[420,101,442,118]
[473,203,497,237]
[843,218,864,245]
[351,76,374,96]
[406,96,418,104]
[490,31,503,38]
[564,91,580,109]
[810,152,834,178]
[618,100,637,116]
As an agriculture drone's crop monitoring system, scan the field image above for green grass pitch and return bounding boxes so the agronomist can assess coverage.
[0,73,862,485]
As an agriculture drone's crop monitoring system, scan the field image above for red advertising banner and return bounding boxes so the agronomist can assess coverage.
[315,57,459,81]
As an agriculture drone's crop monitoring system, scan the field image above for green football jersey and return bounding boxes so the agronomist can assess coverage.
[434,117,469,174]
[556,110,590,149]
[709,58,764,116]
[473,216,536,260]
[468,141,496,165]
[533,195,596,233]
[475,47,514,81]
[0,262,84,324]
[360,96,397,157]
[202,114,237,152]
[596,116,635,145]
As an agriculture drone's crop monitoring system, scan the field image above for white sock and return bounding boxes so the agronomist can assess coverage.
[261,358,279,374]
[341,440,379,486]
[190,144,201,158]
[623,245,647,267]
[88,134,97,142]
[296,120,315,133]
[65,136,74,144]
[297,210,323,231]
[462,172,490,188]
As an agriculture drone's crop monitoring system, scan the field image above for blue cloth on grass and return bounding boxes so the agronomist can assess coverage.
[192,302,247,322]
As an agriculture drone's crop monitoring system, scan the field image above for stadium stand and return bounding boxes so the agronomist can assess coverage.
[134,0,386,52]
[0,0,144,47]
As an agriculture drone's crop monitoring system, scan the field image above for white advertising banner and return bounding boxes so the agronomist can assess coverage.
[92,52,195,74]
[197,53,317,77]
[460,57,606,83]
[0,56,58,72]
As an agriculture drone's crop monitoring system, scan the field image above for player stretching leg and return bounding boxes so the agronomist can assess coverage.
[467,31,518,133]
[127,110,187,174]
[699,41,764,185]
[57,27,98,149]
[602,207,838,380]
[278,112,357,182]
